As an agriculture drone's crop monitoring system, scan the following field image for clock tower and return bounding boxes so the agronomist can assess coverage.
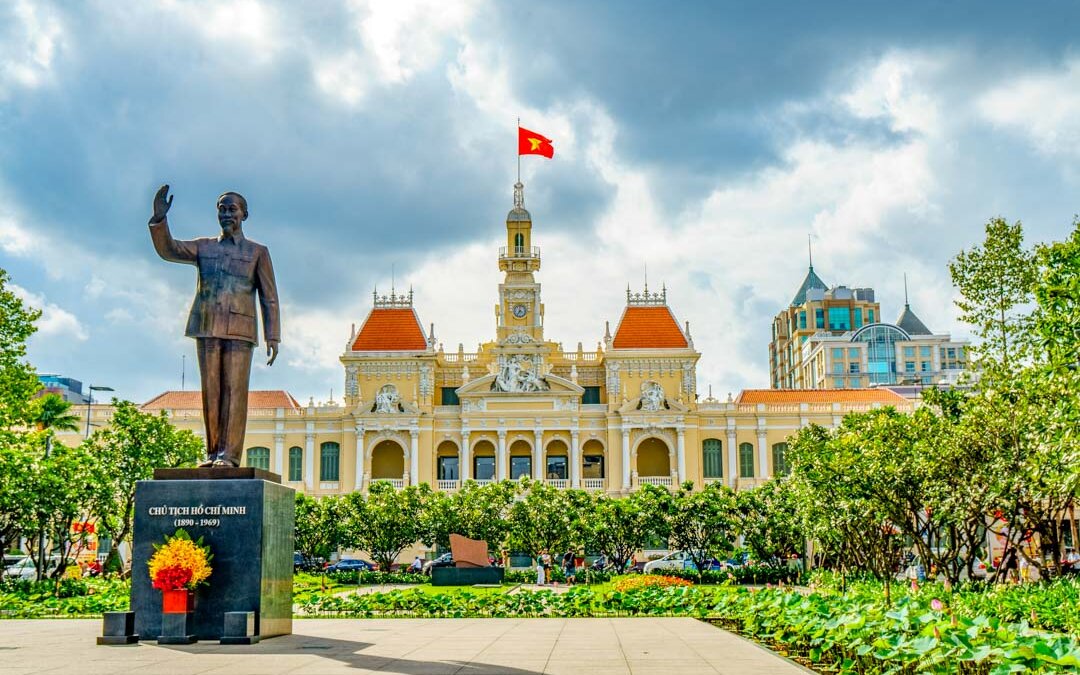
[496,182,544,344]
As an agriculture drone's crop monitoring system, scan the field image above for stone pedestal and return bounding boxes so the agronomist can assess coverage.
[131,470,294,642]
[431,566,505,586]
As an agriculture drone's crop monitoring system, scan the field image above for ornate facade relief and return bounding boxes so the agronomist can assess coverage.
[638,380,667,412]
[605,362,621,397]
[373,384,402,413]
[345,365,359,398]
[463,398,488,412]
[502,329,534,345]
[419,364,434,396]
[491,355,550,392]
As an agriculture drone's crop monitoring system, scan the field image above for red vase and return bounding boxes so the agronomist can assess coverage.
[161,589,194,613]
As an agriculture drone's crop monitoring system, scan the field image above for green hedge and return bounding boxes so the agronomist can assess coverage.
[652,565,802,585]
[324,570,429,585]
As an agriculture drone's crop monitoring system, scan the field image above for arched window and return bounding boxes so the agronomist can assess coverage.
[288,446,303,482]
[739,442,755,478]
[320,442,340,482]
[514,232,525,254]
[772,443,789,477]
[702,439,722,479]
[245,446,270,471]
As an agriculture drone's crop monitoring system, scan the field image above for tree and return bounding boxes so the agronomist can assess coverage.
[583,484,670,572]
[343,482,428,571]
[665,481,739,574]
[736,478,803,564]
[506,479,583,560]
[948,217,1036,374]
[84,400,203,572]
[28,393,80,580]
[0,268,42,431]
[420,480,515,552]
[0,436,38,558]
[294,492,344,564]
[788,422,904,589]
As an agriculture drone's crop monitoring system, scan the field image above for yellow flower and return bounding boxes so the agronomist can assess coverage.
[148,530,212,590]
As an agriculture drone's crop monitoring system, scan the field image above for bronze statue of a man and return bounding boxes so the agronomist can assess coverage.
[148,185,280,468]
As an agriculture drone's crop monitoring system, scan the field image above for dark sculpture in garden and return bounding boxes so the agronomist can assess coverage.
[148,185,280,468]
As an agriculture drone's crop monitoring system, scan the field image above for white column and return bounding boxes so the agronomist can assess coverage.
[726,428,737,489]
[353,422,365,490]
[675,427,686,485]
[273,433,284,479]
[496,430,507,480]
[570,430,581,488]
[409,428,420,486]
[757,429,769,479]
[621,429,631,490]
[461,430,471,481]
[533,429,544,480]
[304,422,315,490]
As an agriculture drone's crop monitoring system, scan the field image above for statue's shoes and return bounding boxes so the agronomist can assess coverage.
[212,458,238,468]
[197,458,215,467]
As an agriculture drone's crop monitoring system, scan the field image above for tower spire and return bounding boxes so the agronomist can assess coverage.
[904,272,909,306]
[513,181,524,209]
[808,234,814,269]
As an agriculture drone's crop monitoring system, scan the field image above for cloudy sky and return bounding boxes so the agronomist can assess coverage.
[2,1,1079,405]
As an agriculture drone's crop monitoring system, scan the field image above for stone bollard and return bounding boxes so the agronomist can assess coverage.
[220,611,259,645]
[97,611,139,645]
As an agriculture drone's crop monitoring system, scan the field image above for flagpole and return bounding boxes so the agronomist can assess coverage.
[516,117,521,184]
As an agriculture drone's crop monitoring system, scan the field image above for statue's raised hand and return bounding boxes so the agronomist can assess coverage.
[151,184,174,223]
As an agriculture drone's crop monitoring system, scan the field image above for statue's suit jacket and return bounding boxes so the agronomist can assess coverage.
[149,219,280,345]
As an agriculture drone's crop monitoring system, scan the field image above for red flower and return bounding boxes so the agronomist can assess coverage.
[152,565,193,591]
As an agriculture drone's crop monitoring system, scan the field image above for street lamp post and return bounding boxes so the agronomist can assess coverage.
[84,385,114,440]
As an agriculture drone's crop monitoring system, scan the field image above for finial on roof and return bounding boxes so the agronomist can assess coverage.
[808,234,814,269]
[513,181,524,209]
[903,272,909,306]
[627,283,667,306]
[373,283,413,308]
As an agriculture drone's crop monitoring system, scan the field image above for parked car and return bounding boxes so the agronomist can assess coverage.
[324,558,374,572]
[3,556,61,580]
[423,553,454,575]
[294,552,324,572]
[643,551,697,574]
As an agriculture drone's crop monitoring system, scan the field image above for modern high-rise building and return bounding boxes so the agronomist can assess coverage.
[769,264,880,389]
[769,265,970,391]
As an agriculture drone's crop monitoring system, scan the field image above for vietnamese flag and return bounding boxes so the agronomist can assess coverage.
[518,126,554,158]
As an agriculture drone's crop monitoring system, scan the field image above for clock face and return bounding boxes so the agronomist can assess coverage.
[512,304,528,318]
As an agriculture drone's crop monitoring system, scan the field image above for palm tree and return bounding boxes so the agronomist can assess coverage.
[33,393,81,452]
[31,394,80,581]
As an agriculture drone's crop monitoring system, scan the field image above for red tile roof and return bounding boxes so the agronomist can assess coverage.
[612,306,688,349]
[736,389,908,405]
[142,390,301,410]
[351,308,428,351]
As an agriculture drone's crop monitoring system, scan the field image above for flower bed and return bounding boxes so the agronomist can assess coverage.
[612,574,693,591]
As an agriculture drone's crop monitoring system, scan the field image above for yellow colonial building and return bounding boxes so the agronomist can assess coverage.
[73,183,911,495]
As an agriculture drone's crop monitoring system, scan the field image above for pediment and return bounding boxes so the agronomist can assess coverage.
[456,373,584,397]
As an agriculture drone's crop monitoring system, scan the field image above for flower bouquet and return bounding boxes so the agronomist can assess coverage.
[148,529,212,613]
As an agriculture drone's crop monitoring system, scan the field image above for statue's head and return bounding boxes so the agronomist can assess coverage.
[217,192,248,231]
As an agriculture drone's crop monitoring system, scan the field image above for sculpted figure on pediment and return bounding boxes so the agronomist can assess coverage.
[373,384,401,414]
[639,380,667,412]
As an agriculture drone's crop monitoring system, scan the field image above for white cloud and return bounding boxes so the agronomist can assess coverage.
[843,52,941,134]
[977,58,1080,160]
[10,284,88,341]
[0,214,36,255]
[158,0,281,64]
[356,0,479,84]
[0,0,62,99]
[313,0,482,107]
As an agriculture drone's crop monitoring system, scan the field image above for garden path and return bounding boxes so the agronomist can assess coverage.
[1,617,812,674]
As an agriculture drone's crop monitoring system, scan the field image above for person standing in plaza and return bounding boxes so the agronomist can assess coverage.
[148,185,280,467]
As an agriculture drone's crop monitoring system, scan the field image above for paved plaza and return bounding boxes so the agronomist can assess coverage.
[1,618,810,674]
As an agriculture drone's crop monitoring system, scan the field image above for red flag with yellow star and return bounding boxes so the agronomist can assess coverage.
[518,126,554,158]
